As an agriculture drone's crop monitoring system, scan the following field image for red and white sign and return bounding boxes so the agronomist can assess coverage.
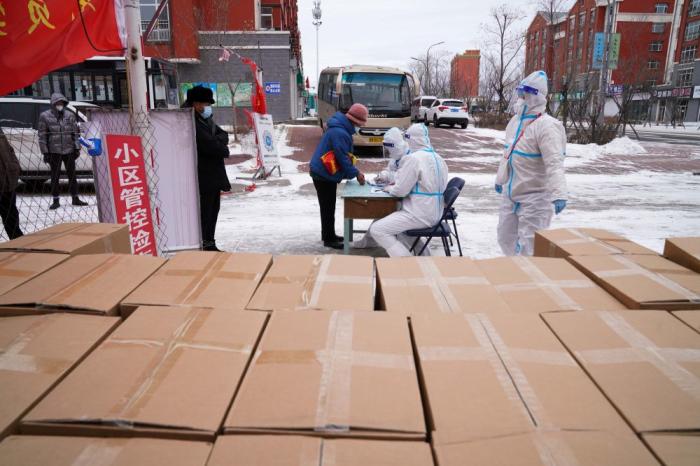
[105,134,157,256]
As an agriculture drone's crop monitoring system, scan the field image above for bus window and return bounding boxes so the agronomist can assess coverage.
[340,73,411,117]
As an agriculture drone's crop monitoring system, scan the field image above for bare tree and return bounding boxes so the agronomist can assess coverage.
[481,4,526,115]
[408,48,452,97]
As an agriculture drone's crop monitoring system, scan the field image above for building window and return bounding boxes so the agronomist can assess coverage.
[651,23,665,33]
[260,6,273,30]
[677,67,694,86]
[686,20,700,41]
[579,12,586,27]
[649,41,663,52]
[576,48,582,59]
[140,0,170,41]
[648,59,660,69]
[680,45,697,63]
[646,79,657,87]
[591,8,596,23]
[569,17,575,30]
[654,3,668,13]
[690,0,700,17]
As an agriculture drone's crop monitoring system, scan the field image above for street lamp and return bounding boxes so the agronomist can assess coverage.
[312,1,322,90]
[411,41,444,95]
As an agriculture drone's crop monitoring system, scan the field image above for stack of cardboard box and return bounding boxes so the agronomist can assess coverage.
[664,237,700,273]
[534,228,657,258]
[0,223,131,256]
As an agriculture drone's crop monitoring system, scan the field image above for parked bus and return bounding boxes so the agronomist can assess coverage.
[317,65,417,147]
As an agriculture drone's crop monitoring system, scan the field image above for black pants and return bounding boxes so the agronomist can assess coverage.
[48,153,78,198]
[0,191,23,239]
[200,190,221,245]
[312,176,338,242]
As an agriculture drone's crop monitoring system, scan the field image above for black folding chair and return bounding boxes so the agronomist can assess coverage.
[404,177,465,257]
[443,177,465,256]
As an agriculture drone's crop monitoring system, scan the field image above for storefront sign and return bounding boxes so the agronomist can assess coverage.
[694,86,700,99]
[264,82,282,95]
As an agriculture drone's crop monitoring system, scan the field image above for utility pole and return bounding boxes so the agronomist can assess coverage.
[312,1,322,89]
[124,0,149,116]
[597,0,615,128]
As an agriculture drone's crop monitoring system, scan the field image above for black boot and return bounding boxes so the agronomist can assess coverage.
[323,240,343,250]
[72,197,89,206]
[49,198,60,210]
[202,241,223,252]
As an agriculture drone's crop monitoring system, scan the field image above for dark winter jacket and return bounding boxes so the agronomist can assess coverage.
[194,112,231,193]
[37,93,80,156]
[309,111,360,183]
[0,128,20,192]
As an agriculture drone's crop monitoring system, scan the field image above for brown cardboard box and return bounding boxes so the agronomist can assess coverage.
[0,252,67,296]
[20,306,266,441]
[568,254,700,310]
[208,435,434,466]
[411,313,630,446]
[0,435,212,466]
[246,255,374,312]
[224,311,426,439]
[475,257,626,313]
[664,237,700,274]
[543,310,700,433]
[642,433,700,466]
[434,430,659,466]
[0,253,165,316]
[534,228,657,258]
[673,311,700,333]
[0,223,130,255]
[376,257,510,314]
[0,314,119,439]
[121,251,272,317]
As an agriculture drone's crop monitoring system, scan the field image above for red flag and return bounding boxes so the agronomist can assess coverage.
[0,0,125,96]
[240,56,267,114]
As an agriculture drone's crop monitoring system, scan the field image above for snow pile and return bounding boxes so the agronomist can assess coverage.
[598,136,647,156]
[565,137,647,168]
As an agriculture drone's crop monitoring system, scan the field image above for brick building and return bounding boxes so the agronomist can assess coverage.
[450,50,481,101]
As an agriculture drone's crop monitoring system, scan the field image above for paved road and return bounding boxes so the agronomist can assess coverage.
[631,127,700,145]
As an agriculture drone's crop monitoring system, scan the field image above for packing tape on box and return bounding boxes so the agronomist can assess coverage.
[0,315,72,375]
[44,254,124,305]
[104,308,253,421]
[0,253,35,278]
[304,256,373,309]
[320,439,337,466]
[575,311,700,401]
[253,311,415,432]
[532,431,582,466]
[550,229,625,256]
[71,443,123,466]
[595,255,700,302]
[3,224,110,251]
[496,257,595,311]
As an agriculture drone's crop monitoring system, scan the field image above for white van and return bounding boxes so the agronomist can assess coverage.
[411,95,437,122]
[0,97,98,189]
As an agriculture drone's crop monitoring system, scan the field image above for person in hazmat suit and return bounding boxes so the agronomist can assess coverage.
[495,70,567,256]
[367,123,449,257]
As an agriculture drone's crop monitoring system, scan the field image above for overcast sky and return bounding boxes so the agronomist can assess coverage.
[297,0,574,88]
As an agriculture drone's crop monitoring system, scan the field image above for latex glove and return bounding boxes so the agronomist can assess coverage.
[495,184,503,194]
[553,199,567,215]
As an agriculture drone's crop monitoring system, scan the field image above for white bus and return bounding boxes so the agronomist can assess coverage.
[317,65,417,147]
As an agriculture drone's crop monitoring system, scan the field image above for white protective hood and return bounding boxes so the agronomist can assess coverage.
[404,123,433,153]
[383,127,409,160]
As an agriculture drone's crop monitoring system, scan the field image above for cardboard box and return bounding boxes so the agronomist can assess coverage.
[20,306,267,441]
[535,228,657,258]
[246,255,375,312]
[411,313,630,446]
[208,435,433,466]
[376,257,510,314]
[0,314,119,439]
[568,254,700,310]
[0,252,67,296]
[0,223,130,255]
[475,257,626,313]
[121,251,272,317]
[673,311,700,333]
[0,435,212,466]
[664,237,700,274]
[434,430,659,466]
[642,433,700,466]
[0,253,165,316]
[543,310,700,433]
[224,311,426,439]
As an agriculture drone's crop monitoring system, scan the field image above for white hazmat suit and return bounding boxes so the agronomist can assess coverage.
[495,70,568,256]
[375,127,409,184]
[369,124,449,257]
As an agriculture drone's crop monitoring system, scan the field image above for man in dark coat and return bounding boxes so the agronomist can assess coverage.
[37,92,88,210]
[309,103,368,249]
[0,127,23,239]
[184,86,231,252]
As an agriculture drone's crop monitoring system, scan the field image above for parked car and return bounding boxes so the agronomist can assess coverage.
[411,95,437,122]
[0,97,98,189]
[425,98,470,129]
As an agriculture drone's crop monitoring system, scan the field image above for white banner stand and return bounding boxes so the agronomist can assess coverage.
[252,112,281,179]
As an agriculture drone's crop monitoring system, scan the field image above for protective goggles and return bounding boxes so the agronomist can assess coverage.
[516,84,539,97]
[383,141,395,158]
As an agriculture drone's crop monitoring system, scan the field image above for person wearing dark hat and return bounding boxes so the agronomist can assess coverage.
[309,103,368,249]
[183,85,231,252]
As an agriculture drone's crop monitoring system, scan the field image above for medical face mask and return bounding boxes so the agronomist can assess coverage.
[55,104,65,112]
[201,106,213,119]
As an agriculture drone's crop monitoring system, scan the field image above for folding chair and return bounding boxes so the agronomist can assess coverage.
[404,178,465,256]
[443,177,465,256]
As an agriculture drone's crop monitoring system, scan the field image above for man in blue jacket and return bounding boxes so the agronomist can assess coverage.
[309,104,368,249]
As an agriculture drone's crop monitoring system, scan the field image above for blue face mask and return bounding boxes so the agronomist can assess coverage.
[201,106,213,119]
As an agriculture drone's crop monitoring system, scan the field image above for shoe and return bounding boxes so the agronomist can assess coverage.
[332,234,344,242]
[323,240,344,250]
[72,198,89,206]
[202,242,223,252]
[49,199,60,210]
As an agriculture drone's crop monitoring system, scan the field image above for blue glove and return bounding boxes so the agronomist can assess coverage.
[553,199,567,214]
[495,184,503,194]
